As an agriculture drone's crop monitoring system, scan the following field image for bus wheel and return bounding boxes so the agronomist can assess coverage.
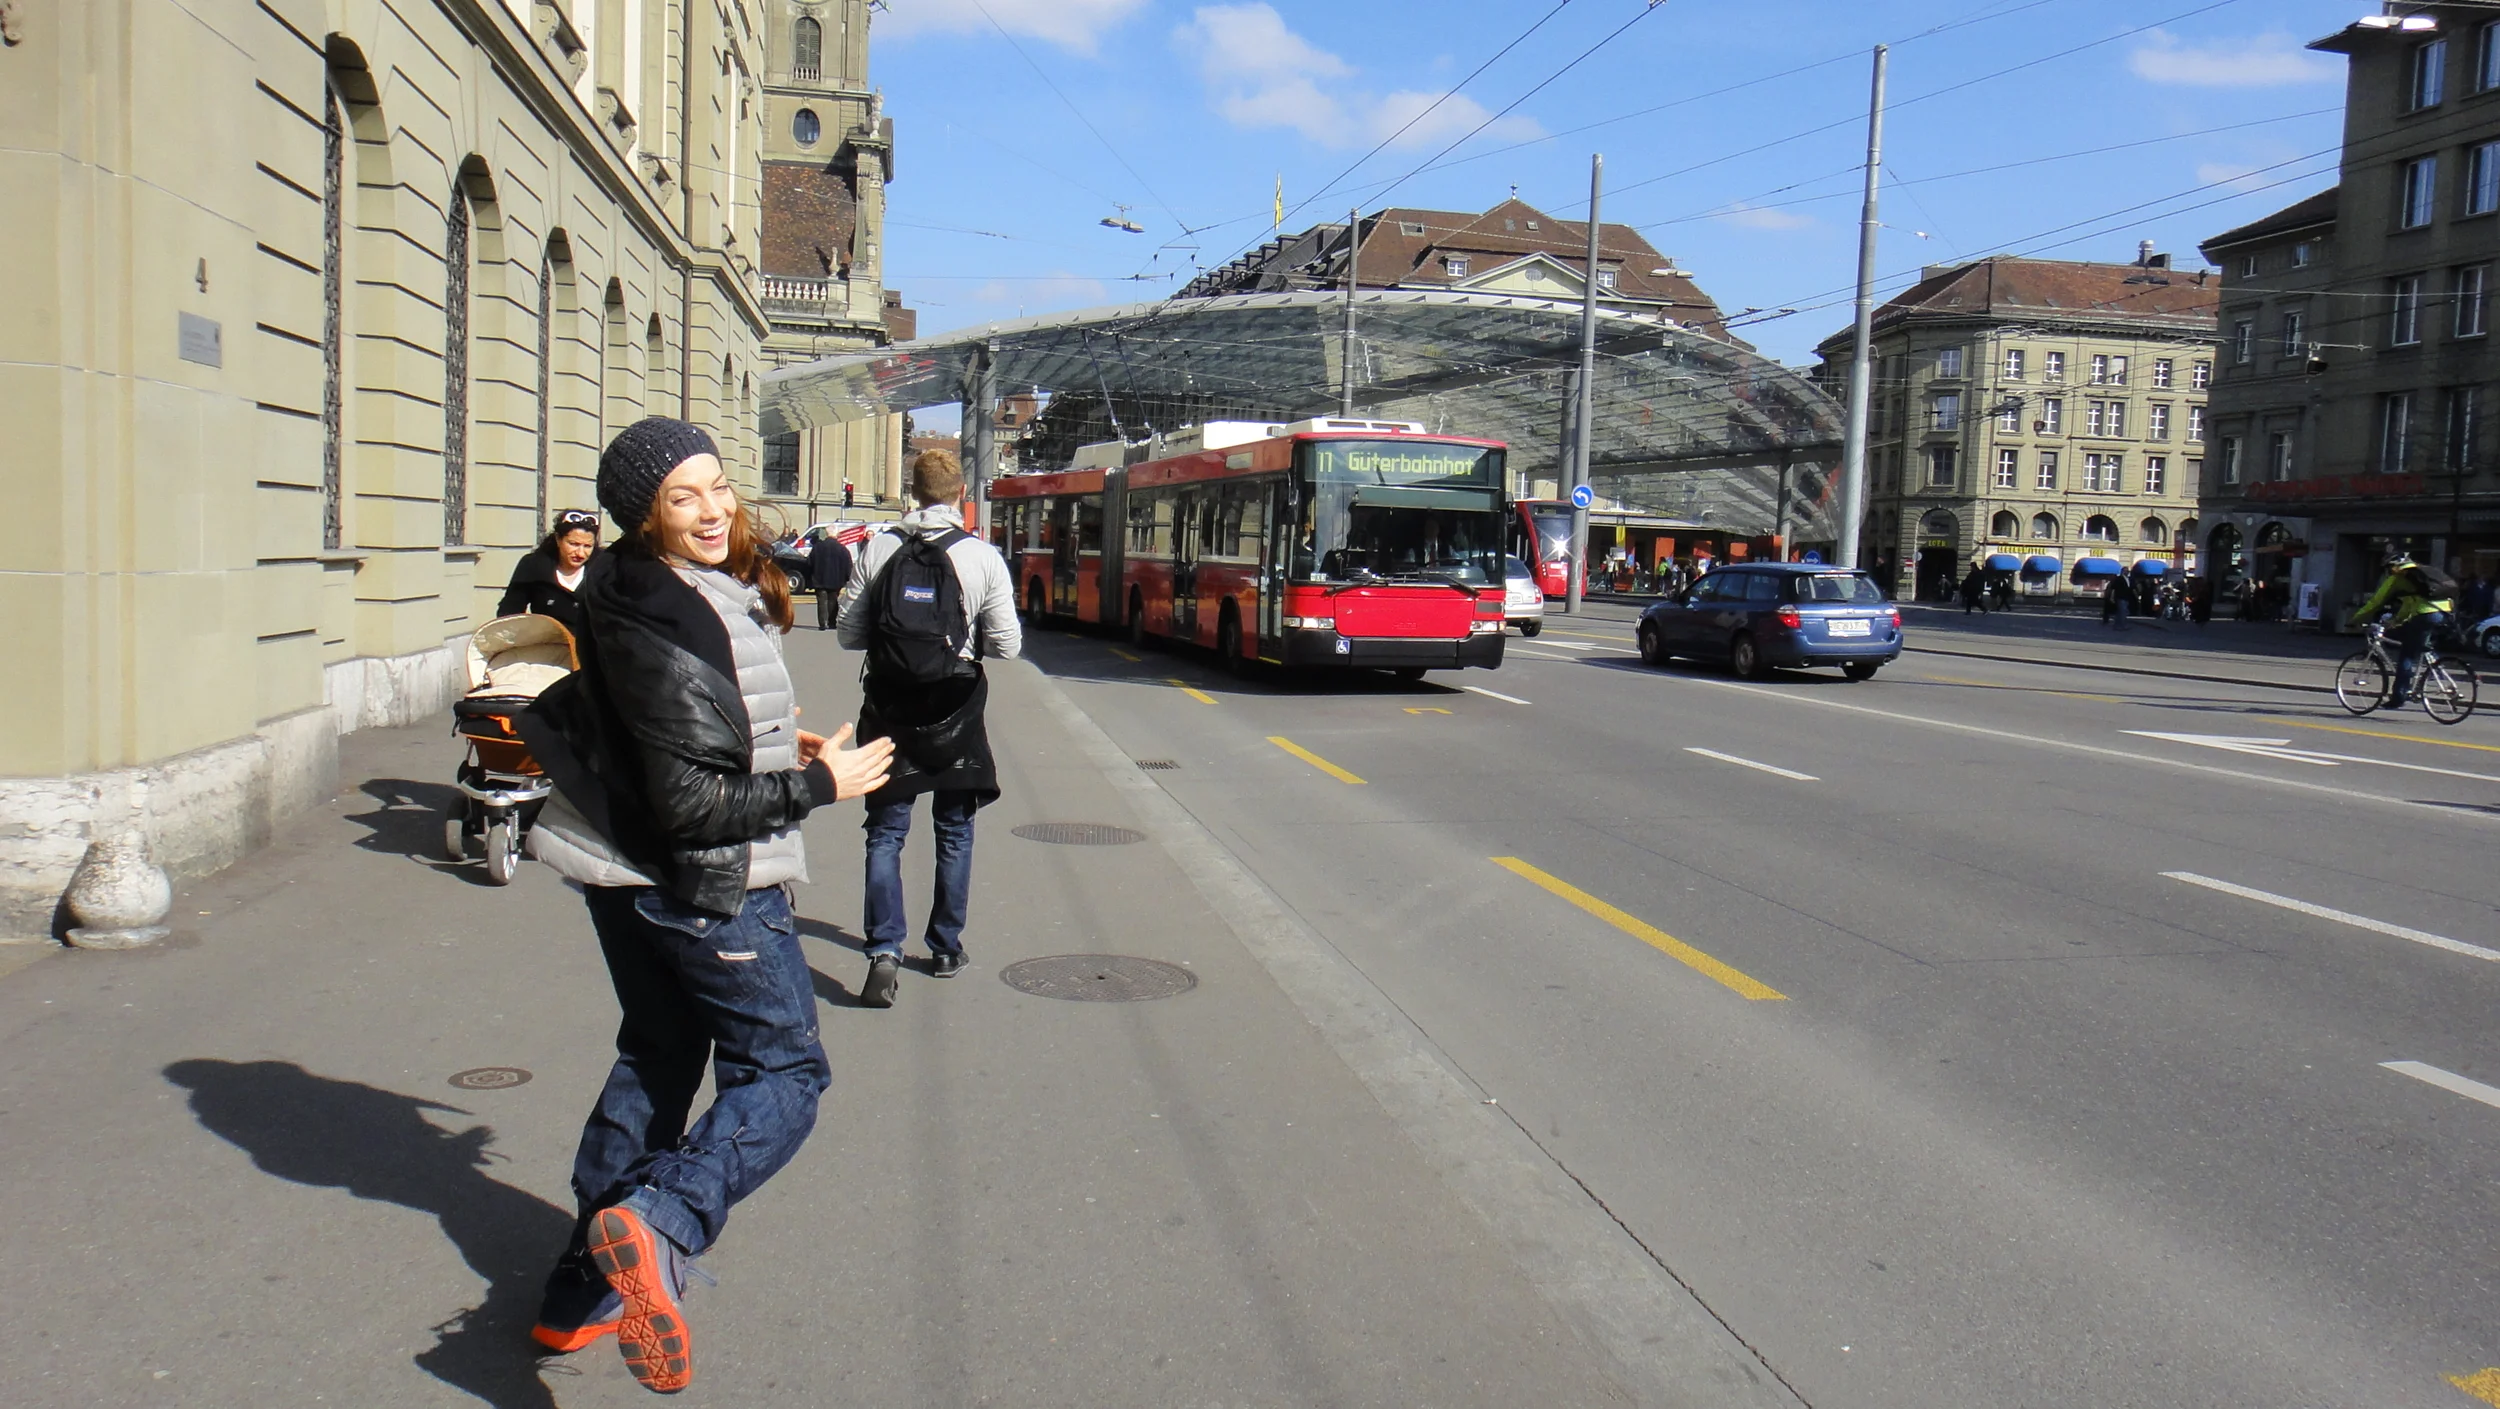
[1127,591,1147,647]
[1217,612,1244,677]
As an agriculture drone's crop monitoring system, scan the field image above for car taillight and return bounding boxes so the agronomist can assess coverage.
[1886,608,1902,627]
[1775,607,1802,630]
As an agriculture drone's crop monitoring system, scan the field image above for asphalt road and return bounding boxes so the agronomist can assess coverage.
[1034,603,2500,1409]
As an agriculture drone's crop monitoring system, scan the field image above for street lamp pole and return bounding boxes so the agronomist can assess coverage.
[1838,44,1888,571]
[1566,152,1602,615]
[1339,208,1362,416]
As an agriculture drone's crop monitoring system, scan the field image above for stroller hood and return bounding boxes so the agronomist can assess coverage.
[466,614,579,699]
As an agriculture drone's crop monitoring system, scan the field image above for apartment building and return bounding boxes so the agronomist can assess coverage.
[1814,255,2220,601]
[2200,4,2500,616]
[1,0,769,938]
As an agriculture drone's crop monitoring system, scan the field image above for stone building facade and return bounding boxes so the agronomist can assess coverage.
[2199,4,2500,617]
[1814,255,2219,602]
[755,0,908,516]
[0,0,770,938]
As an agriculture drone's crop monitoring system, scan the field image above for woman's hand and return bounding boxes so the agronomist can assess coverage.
[817,723,894,800]
[797,727,827,764]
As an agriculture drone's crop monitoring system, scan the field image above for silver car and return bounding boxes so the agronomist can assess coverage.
[1504,555,1546,637]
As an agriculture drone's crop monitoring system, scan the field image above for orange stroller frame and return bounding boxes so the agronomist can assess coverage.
[442,615,578,884]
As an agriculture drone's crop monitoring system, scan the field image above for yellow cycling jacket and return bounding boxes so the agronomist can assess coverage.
[2349,571,2454,627]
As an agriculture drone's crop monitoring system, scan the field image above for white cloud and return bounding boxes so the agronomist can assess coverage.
[881,0,1148,56]
[1711,201,1814,232]
[2128,30,2340,87]
[1175,5,1542,150]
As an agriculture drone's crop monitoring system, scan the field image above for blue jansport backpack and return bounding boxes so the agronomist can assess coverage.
[866,528,974,685]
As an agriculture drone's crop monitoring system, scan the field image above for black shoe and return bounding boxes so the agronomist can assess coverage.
[929,951,965,979]
[862,954,899,1008]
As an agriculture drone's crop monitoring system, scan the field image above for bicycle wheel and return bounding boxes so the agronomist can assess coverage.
[2335,652,2391,715]
[2420,659,2479,725]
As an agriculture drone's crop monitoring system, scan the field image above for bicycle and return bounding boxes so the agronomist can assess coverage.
[2335,619,2479,724]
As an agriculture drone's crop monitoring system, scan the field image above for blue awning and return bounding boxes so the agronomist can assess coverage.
[2130,559,2170,576]
[2022,555,2062,576]
[1984,553,2023,572]
[2073,557,2124,577]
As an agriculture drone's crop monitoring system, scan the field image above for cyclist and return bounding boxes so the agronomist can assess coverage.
[2347,554,2456,702]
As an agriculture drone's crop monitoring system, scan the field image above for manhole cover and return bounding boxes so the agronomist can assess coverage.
[1012,822,1146,846]
[999,955,1198,1002]
[448,1067,533,1090]
[1135,759,1180,771]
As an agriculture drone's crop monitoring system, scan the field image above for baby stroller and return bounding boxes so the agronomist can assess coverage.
[443,614,576,884]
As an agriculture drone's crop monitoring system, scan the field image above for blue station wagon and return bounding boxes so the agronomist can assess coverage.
[1636,564,1903,680]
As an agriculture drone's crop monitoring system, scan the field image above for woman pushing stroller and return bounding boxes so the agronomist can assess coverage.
[517,417,893,1394]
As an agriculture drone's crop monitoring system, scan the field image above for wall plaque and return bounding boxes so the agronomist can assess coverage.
[177,312,222,368]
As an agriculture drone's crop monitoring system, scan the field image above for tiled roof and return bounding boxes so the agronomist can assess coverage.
[2200,187,2338,254]
[1816,256,2220,352]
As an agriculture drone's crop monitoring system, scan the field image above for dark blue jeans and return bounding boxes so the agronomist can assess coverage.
[2394,611,2448,700]
[570,884,830,1256]
[862,790,978,959]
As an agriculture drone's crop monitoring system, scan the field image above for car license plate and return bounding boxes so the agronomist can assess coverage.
[1828,618,1871,637]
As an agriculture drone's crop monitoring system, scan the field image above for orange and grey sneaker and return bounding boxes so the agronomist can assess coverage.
[585,1205,694,1394]
[531,1251,622,1353]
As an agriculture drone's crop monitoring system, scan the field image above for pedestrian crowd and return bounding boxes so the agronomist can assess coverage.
[494,418,1017,1393]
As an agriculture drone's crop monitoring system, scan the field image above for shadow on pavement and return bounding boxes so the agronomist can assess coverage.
[347,780,519,889]
[1020,632,1470,699]
[162,1059,570,1409]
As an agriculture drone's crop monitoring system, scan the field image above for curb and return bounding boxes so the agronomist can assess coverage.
[1904,642,2335,695]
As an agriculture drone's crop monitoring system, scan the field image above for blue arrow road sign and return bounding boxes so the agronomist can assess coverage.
[1569,485,1594,509]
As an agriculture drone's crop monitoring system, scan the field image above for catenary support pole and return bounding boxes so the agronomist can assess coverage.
[965,341,997,532]
[1565,153,1602,615]
[1838,44,1888,573]
[1339,208,1361,416]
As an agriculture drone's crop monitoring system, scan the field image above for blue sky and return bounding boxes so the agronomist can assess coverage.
[869,0,2361,370]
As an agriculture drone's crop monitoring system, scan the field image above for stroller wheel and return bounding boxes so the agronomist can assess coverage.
[485,820,521,885]
[443,801,470,862]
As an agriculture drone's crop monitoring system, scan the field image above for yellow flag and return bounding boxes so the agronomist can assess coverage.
[1274,174,1284,229]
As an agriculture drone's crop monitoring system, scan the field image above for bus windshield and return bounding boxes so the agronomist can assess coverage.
[1292,442,1506,586]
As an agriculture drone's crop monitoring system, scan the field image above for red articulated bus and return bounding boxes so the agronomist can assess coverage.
[986,418,1510,676]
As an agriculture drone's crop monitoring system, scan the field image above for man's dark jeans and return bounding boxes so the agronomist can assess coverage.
[2394,610,2449,700]
[570,884,830,1257]
[863,790,978,959]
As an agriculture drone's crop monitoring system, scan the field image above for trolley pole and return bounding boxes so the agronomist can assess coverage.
[1339,208,1361,416]
[1565,153,1602,615]
[1837,44,1887,572]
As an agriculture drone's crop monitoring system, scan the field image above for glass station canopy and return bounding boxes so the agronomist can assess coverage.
[761,290,1846,540]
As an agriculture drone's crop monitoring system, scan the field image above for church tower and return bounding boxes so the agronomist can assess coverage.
[758,0,910,506]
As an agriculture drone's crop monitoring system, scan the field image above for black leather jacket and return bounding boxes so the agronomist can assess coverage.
[497,547,589,635]
[519,548,833,914]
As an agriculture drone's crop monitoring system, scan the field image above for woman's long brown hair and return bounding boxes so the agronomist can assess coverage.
[637,488,795,632]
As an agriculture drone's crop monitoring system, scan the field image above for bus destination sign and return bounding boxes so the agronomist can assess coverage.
[1308,441,1498,487]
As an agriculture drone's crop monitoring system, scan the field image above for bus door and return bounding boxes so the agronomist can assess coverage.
[1171,489,1203,643]
[1048,497,1080,616]
[1258,477,1293,656]
[1096,470,1126,628]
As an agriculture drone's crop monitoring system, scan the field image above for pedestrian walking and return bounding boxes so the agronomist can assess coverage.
[517,417,896,1394]
[1958,565,1989,614]
[2103,579,2132,630]
[838,447,1021,1008]
[497,508,603,636]
[808,530,853,631]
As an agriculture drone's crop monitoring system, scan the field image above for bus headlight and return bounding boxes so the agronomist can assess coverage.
[1283,616,1334,630]
[1470,619,1503,633]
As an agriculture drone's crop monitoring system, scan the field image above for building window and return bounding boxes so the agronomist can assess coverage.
[2151,358,2173,389]
[1997,401,2022,433]
[1927,446,1958,487]
[443,187,470,546]
[1992,509,2020,537]
[2084,400,2126,438]
[2268,431,2293,481]
[2232,319,2254,364]
[2237,254,2259,280]
[2149,403,2171,441]
[2471,141,2500,216]
[2040,397,2063,434]
[2219,435,2242,486]
[2100,454,2126,493]
[2083,514,2118,542]
[2401,156,2439,228]
[1931,393,1961,431]
[2410,38,2448,111]
[1994,448,2018,488]
[2482,21,2500,92]
[762,434,799,497]
[2446,385,2479,469]
[2044,350,2066,382]
[2090,354,2110,385]
[2003,348,2026,379]
[2031,511,2059,540]
[2082,453,2108,493]
[1596,266,1618,289]
[2292,241,2316,268]
[2381,391,2413,471]
[2143,457,2167,495]
[1937,346,1964,378]
[2457,264,2489,337]
[2280,309,2305,359]
[2191,361,2211,390]
[793,107,820,146]
[2036,451,2058,491]
[793,16,823,83]
[2188,405,2206,443]
[2142,517,2169,545]
[1445,256,1469,277]
[2084,401,2104,437]
[2188,458,2204,488]
[2392,274,2424,345]
[2111,355,2129,386]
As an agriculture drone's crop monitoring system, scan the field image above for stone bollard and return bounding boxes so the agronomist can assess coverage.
[63,831,173,949]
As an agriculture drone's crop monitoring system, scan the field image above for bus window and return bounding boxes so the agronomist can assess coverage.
[1077,497,1103,553]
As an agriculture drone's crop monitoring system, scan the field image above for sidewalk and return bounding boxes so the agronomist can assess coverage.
[0,636,1653,1407]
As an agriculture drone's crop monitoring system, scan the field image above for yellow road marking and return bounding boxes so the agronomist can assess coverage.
[1491,857,1786,1001]
[2447,1368,2500,1404]
[2274,717,2500,754]
[1404,706,1453,715]
[1167,677,1217,705]
[1267,736,1366,785]
[1111,648,1141,662]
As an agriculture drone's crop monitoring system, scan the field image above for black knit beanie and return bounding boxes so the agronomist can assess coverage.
[597,417,720,530]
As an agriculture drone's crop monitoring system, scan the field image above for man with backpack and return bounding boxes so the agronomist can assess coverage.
[2348,553,2457,704]
[837,448,1021,1008]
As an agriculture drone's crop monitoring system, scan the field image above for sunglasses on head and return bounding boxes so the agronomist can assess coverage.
[556,511,601,531]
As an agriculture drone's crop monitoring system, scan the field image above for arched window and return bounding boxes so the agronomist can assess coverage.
[1990,509,2020,539]
[443,185,471,546]
[2083,514,2118,542]
[2140,517,2169,545]
[793,108,821,146]
[2031,512,2059,540]
[793,17,822,81]
[646,314,670,417]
